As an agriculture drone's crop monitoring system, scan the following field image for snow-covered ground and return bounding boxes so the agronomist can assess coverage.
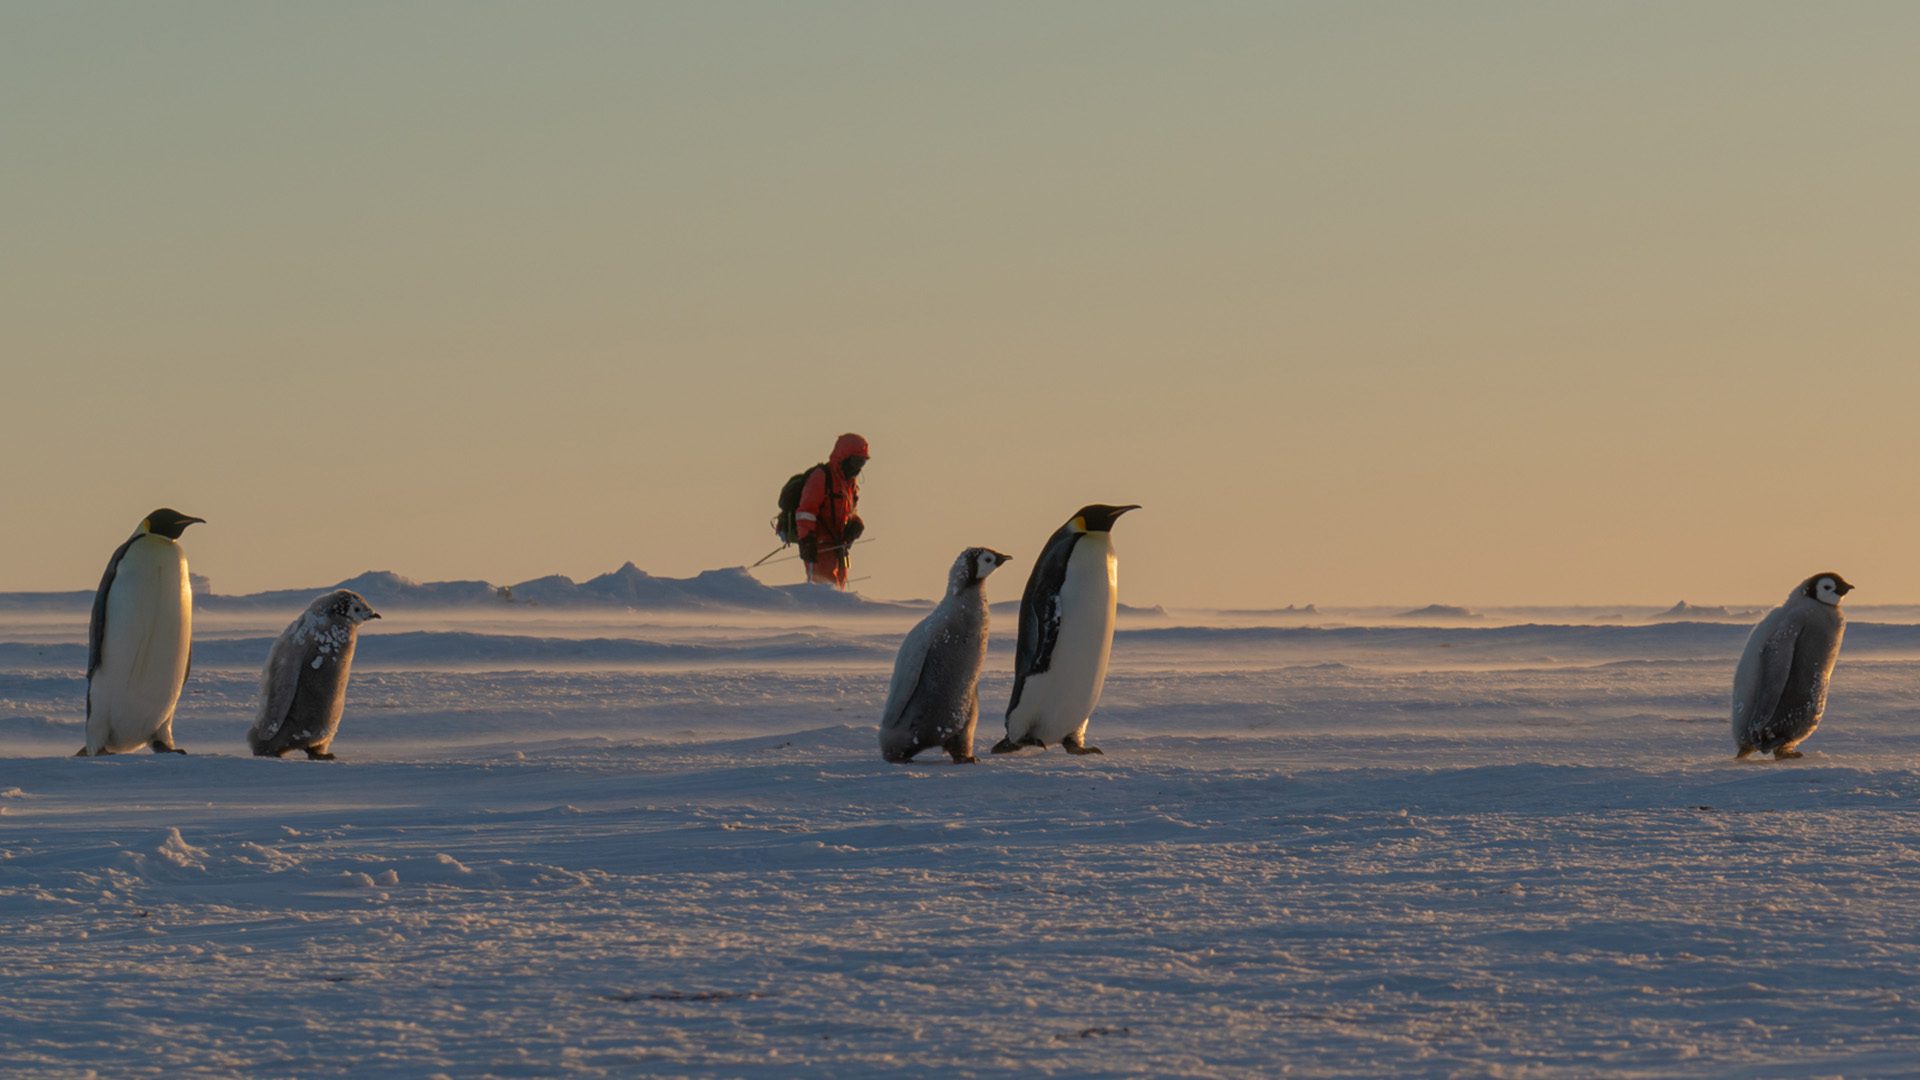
[6,603,1920,1077]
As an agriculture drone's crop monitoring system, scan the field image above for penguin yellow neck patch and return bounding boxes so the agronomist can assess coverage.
[1070,516,1088,534]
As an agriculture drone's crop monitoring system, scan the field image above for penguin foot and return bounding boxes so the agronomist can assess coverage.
[1059,726,1105,753]
[75,746,109,757]
[988,738,1019,754]
[1774,749,1804,760]
[1735,746,1756,759]
[948,754,979,765]
[305,750,337,761]
[149,740,186,755]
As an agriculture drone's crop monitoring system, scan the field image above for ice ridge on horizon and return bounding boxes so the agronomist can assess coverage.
[0,564,921,614]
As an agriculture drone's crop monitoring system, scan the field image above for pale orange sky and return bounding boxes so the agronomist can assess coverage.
[3,3,1916,607]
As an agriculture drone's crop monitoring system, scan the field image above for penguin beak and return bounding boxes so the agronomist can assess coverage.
[182,516,206,527]
[369,612,382,619]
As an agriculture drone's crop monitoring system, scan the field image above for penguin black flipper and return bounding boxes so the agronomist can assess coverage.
[85,536,138,710]
[1007,525,1077,715]
[86,537,134,678]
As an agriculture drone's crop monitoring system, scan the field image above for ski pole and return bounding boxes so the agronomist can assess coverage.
[750,543,788,568]
[747,537,876,569]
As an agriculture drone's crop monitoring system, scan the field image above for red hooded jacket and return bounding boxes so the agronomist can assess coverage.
[797,433,868,586]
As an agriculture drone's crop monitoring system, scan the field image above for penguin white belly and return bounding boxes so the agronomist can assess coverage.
[1013,537,1118,743]
[92,538,193,752]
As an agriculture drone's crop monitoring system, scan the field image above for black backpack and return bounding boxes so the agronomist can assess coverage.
[772,464,827,544]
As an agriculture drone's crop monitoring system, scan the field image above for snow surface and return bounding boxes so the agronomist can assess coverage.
[6,603,1920,1076]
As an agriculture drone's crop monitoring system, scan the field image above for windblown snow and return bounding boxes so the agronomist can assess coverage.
[5,591,1920,1076]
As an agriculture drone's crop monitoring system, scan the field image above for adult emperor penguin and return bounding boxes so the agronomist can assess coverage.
[878,547,1011,764]
[1732,572,1854,760]
[992,503,1139,755]
[80,508,205,756]
[248,589,382,760]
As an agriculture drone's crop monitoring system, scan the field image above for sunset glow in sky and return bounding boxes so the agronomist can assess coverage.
[5,3,1916,606]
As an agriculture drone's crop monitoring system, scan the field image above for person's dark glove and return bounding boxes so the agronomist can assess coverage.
[799,536,819,563]
[843,518,865,543]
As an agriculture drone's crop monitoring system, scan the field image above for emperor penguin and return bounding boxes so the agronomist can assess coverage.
[81,508,205,756]
[878,547,1011,764]
[1732,572,1854,760]
[248,590,382,760]
[992,503,1139,755]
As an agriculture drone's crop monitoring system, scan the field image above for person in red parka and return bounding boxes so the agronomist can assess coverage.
[797,433,869,588]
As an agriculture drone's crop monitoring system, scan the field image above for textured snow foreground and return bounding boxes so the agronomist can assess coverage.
[6,614,1920,1077]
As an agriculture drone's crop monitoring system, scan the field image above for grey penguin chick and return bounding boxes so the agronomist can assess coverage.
[248,589,381,760]
[879,547,1011,764]
[1732,572,1852,760]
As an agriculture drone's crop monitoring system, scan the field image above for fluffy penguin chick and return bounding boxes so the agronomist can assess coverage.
[878,547,1011,764]
[82,508,205,756]
[248,589,381,760]
[1732,572,1852,760]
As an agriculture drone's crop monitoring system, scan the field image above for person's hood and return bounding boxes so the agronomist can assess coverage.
[829,432,870,466]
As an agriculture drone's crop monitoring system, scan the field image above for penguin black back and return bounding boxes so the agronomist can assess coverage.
[1010,524,1077,703]
[86,536,139,687]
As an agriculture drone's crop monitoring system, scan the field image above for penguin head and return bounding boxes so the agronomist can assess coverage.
[321,589,382,625]
[1802,573,1854,607]
[139,508,205,540]
[951,547,1012,592]
[1068,504,1141,534]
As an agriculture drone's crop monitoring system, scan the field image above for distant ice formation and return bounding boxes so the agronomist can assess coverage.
[1395,604,1482,621]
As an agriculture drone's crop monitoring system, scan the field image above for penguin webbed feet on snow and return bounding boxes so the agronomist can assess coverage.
[1773,748,1805,760]
[989,736,1046,754]
[1061,735,1103,756]
[304,749,337,761]
[1735,745,1756,760]
[148,739,186,755]
[75,746,109,757]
